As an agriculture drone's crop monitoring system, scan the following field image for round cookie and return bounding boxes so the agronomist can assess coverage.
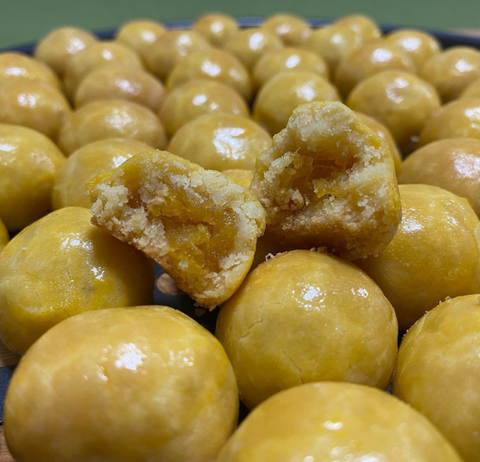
[385,29,441,71]
[145,30,211,81]
[0,80,71,141]
[304,24,365,70]
[419,98,480,146]
[393,294,480,462]
[335,14,382,41]
[159,79,249,137]
[261,13,312,46]
[74,64,166,112]
[216,250,398,409]
[399,138,480,217]
[34,26,97,78]
[0,52,61,90]
[0,124,65,231]
[252,47,329,88]
[167,48,252,100]
[5,306,238,462]
[347,70,441,153]
[0,207,154,355]
[356,184,480,330]
[224,27,284,71]
[253,70,340,135]
[193,13,239,47]
[116,19,166,61]
[420,46,480,102]
[168,113,272,171]
[334,40,415,97]
[58,100,166,155]
[217,382,462,462]
[53,138,153,209]
[64,41,143,99]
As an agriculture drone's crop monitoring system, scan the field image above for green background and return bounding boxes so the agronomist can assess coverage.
[1,0,480,49]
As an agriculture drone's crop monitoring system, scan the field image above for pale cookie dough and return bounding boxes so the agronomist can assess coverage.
[88,150,266,309]
[250,101,401,260]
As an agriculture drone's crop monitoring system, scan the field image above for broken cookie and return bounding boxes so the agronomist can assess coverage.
[88,150,266,309]
[250,101,401,260]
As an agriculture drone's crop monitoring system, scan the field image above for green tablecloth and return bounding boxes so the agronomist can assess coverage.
[1,0,480,49]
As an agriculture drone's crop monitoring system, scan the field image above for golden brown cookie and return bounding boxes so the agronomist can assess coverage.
[217,382,461,462]
[347,70,441,153]
[159,79,249,137]
[217,250,398,409]
[58,100,166,155]
[0,124,65,231]
[145,30,211,81]
[64,41,143,99]
[0,80,71,141]
[253,70,340,135]
[168,113,271,171]
[193,13,239,47]
[74,64,166,112]
[53,138,153,209]
[224,27,284,71]
[393,294,480,462]
[252,47,329,88]
[420,46,480,102]
[261,14,312,46]
[0,207,154,354]
[399,138,480,217]
[167,48,252,100]
[5,306,238,462]
[356,184,480,330]
[116,19,166,61]
[34,27,97,78]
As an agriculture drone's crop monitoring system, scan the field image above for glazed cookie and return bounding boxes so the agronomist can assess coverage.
[64,42,143,99]
[217,382,462,462]
[159,79,249,137]
[145,30,211,81]
[58,100,166,155]
[53,138,153,209]
[224,27,283,71]
[252,47,329,88]
[0,80,71,141]
[88,150,266,309]
[250,101,401,260]
[253,70,340,135]
[116,20,166,61]
[261,14,312,46]
[334,41,415,98]
[217,250,398,409]
[356,184,480,330]
[168,113,271,171]
[5,306,238,462]
[75,65,166,112]
[167,48,252,100]
[193,14,239,47]
[393,294,480,462]
[0,207,154,354]
[34,27,98,78]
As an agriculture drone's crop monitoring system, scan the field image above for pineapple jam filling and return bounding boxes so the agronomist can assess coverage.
[88,150,266,309]
[251,101,401,260]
